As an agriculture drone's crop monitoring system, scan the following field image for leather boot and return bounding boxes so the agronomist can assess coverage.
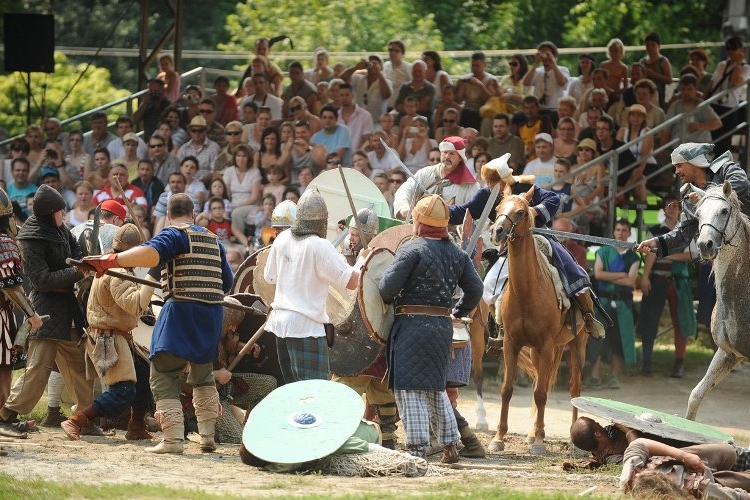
[573,291,606,340]
[61,411,90,441]
[193,386,219,453]
[145,399,184,454]
[40,406,67,427]
[459,426,485,458]
[440,444,460,464]
[125,407,154,441]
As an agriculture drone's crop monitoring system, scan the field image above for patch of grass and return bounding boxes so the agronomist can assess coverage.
[0,472,618,500]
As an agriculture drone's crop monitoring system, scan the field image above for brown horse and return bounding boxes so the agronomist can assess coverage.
[487,188,587,454]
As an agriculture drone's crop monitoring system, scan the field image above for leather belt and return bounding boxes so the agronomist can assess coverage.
[395,305,451,317]
[88,327,133,341]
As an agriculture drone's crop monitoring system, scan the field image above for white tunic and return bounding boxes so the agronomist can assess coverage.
[264,229,354,338]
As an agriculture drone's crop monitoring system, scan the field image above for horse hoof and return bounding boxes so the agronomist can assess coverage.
[476,423,489,432]
[487,439,505,453]
[530,443,546,455]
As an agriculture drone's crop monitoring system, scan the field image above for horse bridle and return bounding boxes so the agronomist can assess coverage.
[698,194,739,249]
[496,207,528,242]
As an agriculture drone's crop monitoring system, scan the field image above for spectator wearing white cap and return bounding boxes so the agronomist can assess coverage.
[637,142,750,256]
[522,133,556,188]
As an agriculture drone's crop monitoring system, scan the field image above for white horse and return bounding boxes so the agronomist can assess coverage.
[686,181,750,420]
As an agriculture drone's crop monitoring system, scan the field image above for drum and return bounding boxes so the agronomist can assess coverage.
[358,247,395,345]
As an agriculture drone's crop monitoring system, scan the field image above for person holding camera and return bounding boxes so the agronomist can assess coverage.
[523,41,570,126]
[397,116,435,174]
[133,78,172,139]
[341,55,393,127]
[456,52,500,130]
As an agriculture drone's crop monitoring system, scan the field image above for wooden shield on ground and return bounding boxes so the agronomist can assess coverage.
[358,247,395,345]
[571,397,733,444]
[242,380,364,464]
[308,169,391,241]
[367,223,415,253]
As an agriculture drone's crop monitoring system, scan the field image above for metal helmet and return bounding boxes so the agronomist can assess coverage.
[0,188,17,237]
[291,188,328,238]
[412,194,449,228]
[349,207,378,240]
[295,188,328,221]
[271,200,298,228]
[222,296,245,332]
[112,223,144,252]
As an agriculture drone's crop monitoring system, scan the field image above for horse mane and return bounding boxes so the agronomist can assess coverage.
[700,185,750,280]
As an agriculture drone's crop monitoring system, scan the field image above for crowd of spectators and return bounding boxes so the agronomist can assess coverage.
[1,34,747,331]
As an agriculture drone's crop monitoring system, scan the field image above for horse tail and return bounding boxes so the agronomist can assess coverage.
[517,346,536,380]
[517,346,564,389]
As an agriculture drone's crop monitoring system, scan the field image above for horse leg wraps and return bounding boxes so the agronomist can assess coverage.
[193,385,219,452]
[375,402,398,442]
[145,398,183,454]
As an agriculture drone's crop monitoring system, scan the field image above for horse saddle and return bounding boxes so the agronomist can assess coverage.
[532,235,570,311]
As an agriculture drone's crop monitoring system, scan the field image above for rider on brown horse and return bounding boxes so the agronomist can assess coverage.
[448,153,606,343]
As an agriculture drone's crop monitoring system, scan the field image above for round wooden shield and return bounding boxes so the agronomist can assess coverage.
[367,223,415,253]
[242,380,364,464]
[308,169,391,241]
[571,397,733,444]
[231,246,266,295]
[251,247,275,309]
[329,301,384,377]
[358,247,395,344]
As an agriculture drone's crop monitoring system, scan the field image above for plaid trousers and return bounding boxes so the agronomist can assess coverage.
[276,336,330,382]
[395,389,458,449]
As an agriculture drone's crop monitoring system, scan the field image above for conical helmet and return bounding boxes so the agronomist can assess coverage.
[291,188,328,238]
[349,207,378,240]
[295,188,328,221]
[112,223,144,252]
[271,200,297,228]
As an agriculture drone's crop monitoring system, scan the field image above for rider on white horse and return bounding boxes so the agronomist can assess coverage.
[637,142,750,256]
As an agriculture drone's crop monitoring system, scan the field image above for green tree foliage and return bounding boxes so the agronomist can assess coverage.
[221,0,443,69]
[564,0,724,47]
[0,53,130,136]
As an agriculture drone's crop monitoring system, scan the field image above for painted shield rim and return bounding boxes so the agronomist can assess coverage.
[357,247,395,345]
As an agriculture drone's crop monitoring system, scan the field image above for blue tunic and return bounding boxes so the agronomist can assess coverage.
[449,183,590,295]
[144,225,234,364]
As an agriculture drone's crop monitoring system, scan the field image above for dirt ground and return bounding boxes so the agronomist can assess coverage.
[2,361,750,498]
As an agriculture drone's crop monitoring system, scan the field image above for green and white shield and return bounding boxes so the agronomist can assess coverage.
[242,379,365,464]
[572,397,733,444]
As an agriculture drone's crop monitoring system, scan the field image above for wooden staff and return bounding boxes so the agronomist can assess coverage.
[226,320,268,372]
[110,176,145,236]
[65,259,265,317]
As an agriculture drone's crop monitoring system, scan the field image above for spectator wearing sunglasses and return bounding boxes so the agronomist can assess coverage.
[288,96,321,135]
[215,121,245,174]
[281,61,319,121]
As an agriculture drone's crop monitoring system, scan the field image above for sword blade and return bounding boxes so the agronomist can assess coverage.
[465,183,501,256]
[531,227,637,250]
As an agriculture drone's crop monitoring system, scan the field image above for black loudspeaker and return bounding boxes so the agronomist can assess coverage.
[4,13,55,73]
